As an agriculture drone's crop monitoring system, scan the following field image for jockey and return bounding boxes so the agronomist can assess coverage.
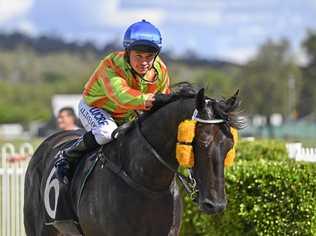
[55,19,171,184]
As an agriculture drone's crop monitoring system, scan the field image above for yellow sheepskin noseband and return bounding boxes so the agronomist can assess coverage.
[176,120,238,168]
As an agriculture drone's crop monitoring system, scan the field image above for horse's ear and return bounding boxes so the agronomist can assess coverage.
[196,88,205,112]
[233,89,239,98]
[225,89,240,112]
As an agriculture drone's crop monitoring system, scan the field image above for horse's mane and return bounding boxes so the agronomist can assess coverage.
[138,82,197,118]
[171,82,197,97]
[114,82,246,139]
[138,82,246,129]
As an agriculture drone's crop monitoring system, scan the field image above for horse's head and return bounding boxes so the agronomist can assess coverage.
[192,88,245,214]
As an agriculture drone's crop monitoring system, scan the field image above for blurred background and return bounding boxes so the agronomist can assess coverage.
[0,0,315,144]
[0,0,316,144]
[1,1,316,235]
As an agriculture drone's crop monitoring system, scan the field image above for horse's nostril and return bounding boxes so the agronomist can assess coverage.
[201,199,213,207]
[200,199,226,213]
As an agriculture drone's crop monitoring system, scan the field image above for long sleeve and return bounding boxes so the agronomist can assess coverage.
[101,75,151,110]
[83,59,151,110]
[82,51,171,123]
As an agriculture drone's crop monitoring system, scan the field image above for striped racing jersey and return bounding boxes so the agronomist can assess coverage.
[83,51,170,124]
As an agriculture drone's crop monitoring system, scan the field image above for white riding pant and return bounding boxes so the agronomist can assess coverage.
[78,99,118,145]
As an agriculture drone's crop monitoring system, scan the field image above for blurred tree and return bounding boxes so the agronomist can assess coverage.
[195,68,236,97]
[0,49,97,123]
[238,39,301,136]
[299,31,316,118]
[0,33,241,124]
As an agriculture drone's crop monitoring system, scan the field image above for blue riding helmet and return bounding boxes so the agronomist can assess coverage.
[123,19,162,52]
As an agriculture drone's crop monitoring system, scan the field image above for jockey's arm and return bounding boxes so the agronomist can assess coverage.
[99,75,154,111]
[83,57,171,111]
[99,63,171,110]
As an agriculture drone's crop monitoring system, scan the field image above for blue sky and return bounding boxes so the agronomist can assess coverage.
[0,0,315,64]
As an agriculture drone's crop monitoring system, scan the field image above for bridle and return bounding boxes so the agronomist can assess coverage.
[98,108,227,199]
[192,109,225,124]
[137,109,226,199]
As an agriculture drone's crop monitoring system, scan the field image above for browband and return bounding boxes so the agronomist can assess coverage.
[191,109,225,124]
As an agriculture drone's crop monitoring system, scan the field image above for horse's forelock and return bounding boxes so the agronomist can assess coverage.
[210,98,247,130]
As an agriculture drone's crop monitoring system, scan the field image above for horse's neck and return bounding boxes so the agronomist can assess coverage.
[142,98,195,158]
[126,99,195,191]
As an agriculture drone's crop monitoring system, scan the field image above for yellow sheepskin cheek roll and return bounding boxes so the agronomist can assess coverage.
[230,127,238,144]
[176,144,194,168]
[224,127,238,167]
[177,120,196,143]
[224,147,236,167]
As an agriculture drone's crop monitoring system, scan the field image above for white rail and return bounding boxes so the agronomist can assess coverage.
[0,143,33,236]
[286,143,316,162]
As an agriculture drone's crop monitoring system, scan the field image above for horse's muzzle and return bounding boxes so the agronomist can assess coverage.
[199,198,227,214]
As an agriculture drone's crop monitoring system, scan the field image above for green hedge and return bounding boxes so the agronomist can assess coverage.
[236,139,288,162]
[180,140,316,236]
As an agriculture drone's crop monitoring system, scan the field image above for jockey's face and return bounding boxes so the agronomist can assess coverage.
[129,50,156,76]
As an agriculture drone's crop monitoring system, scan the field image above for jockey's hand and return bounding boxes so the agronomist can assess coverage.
[153,93,175,108]
[144,94,155,110]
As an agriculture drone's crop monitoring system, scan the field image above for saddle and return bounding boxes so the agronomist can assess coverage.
[44,140,99,235]
[44,123,134,235]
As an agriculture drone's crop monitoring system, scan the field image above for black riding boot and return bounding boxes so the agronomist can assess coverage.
[54,131,100,184]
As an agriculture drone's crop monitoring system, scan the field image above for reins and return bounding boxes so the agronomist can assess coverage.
[136,121,198,199]
[98,102,227,200]
[136,112,227,200]
[97,139,171,198]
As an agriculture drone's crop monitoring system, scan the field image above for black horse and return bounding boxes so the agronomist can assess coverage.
[24,86,246,236]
